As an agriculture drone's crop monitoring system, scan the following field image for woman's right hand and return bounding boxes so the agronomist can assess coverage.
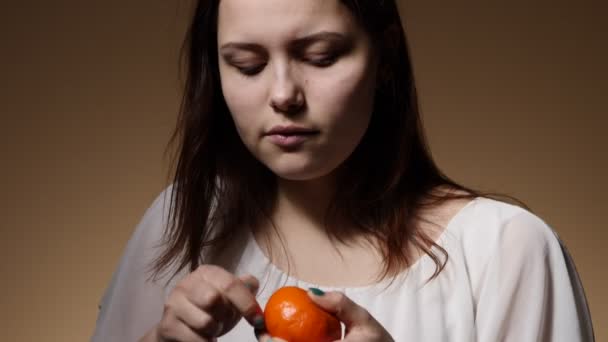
[145,265,264,342]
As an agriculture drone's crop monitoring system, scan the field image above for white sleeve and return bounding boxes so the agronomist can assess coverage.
[91,189,174,342]
[474,210,594,341]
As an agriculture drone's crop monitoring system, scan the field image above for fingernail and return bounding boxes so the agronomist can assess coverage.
[254,327,266,339]
[214,321,224,337]
[253,314,265,329]
[309,287,325,296]
[244,280,258,294]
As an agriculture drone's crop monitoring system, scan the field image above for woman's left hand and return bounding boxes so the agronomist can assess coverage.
[257,288,394,342]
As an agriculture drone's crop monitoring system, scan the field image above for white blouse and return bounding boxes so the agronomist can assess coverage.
[91,189,595,341]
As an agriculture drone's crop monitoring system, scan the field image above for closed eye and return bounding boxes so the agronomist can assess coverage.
[304,54,339,67]
[236,64,266,76]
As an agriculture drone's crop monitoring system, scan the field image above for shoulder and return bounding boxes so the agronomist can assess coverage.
[93,186,175,341]
[130,185,174,247]
[98,185,178,304]
[455,197,559,246]
[117,185,174,275]
[447,197,564,273]
[142,185,174,229]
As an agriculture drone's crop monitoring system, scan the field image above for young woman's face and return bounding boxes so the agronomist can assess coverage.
[217,0,378,181]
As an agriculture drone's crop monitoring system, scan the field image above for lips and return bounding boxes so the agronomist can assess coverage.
[264,125,319,148]
[265,125,319,136]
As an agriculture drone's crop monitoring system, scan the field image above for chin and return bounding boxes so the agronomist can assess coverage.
[266,160,338,182]
[271,168,330,182]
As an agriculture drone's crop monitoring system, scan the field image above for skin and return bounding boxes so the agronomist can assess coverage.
[141,0,396,341]
[217,0,393,340]
[217,0,384,290]
[217,0,377,183]
[140,265,264,342]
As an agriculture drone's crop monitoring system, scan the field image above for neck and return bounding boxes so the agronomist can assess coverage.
[267,172,339,240]
[263,168,346,240]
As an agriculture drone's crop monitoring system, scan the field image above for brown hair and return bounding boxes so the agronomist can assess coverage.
[153,0,521,283]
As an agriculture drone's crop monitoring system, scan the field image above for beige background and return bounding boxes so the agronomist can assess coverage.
[1,0,605,341]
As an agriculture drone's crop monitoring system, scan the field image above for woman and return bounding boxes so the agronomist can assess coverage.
[92,0,594,341]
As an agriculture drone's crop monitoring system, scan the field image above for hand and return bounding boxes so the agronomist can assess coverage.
[150,265,264,342]
[257,288,394,342]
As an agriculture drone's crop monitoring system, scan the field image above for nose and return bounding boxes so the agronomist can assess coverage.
[269,67,305,115]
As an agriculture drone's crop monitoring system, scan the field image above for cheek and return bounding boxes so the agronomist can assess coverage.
[220,75,266,141]
[310,60,376,133]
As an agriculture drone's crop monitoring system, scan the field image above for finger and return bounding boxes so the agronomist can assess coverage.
[181,278,234,325]
[196,265,264,328]
[173,295,223,338]
[307,288,372,327]
[238,274,260,295]
[157,314,208,342]
[255,331,288,342]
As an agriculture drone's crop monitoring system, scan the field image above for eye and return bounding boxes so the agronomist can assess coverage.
[306,54,339,67]
[236,64,266,76]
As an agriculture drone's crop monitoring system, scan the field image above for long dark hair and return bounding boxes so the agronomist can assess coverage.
[153,0,518,283]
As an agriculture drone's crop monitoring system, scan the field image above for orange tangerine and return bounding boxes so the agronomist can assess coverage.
[264,286,342,342]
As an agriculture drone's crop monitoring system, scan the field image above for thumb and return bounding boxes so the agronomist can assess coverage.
[307,287,369,327]
[238,274,260,296]
[256,331,288,342]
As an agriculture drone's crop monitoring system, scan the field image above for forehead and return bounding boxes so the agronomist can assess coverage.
[217,0,359,43]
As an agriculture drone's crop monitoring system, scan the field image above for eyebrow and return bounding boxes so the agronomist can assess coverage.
[219,31,349,53]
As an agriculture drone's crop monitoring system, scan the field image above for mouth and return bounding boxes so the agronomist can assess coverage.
[264,125,320,149]
[265,125,319,136]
